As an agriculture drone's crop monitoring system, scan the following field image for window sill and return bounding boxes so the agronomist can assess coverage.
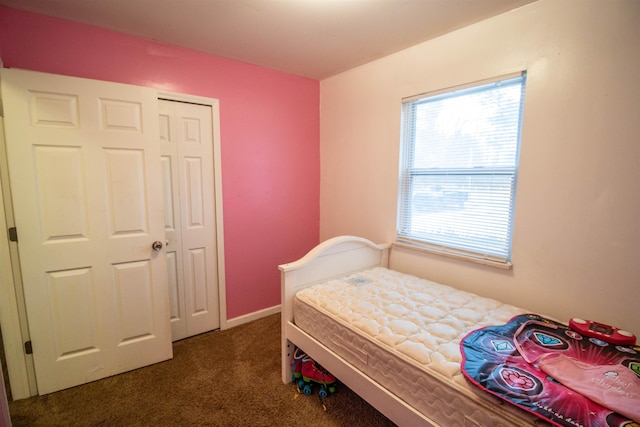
[393,240,513,270]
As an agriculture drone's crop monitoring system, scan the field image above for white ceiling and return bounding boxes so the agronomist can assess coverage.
[0,0,537,80]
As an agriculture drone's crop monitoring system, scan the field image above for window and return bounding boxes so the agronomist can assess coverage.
[397,72,526,267]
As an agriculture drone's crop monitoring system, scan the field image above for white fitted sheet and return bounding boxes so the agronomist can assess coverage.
[293,267,548,426]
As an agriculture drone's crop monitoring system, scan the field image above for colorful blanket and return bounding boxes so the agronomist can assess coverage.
[461,314,640,427]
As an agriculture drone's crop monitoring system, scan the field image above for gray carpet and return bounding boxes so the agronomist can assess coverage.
[9,313,397,426]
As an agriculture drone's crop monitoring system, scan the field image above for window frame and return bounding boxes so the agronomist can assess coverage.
[396,72,527,268]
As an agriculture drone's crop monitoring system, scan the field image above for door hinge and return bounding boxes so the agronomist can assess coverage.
[24,341,33,355]
[8,227,17,242]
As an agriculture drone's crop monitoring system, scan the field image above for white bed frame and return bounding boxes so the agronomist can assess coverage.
[279,235,437,426]
[280,236,549,427]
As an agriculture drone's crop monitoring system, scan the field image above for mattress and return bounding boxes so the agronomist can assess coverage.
[293,267,549,427]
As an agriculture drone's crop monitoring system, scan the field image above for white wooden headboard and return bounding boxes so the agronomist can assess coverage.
[279,236,390,317]
[279,236,390,378]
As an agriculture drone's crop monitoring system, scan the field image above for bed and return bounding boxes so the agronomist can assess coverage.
[279,235,549,427]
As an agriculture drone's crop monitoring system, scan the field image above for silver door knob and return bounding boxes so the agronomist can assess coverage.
[152,241,163,251]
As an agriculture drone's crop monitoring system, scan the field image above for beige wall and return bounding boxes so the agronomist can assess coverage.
[320,0,640,335]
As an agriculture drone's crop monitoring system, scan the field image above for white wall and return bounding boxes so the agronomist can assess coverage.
[320,0,640,335]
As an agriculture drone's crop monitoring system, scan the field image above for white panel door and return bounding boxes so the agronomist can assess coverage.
[1,69,172,394]
[159,99,219,341]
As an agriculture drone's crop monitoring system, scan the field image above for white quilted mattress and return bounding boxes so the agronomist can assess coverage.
[294,267,548,427]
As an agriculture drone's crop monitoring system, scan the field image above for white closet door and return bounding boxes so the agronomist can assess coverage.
[159,99,219,341]
[1,69,172,394]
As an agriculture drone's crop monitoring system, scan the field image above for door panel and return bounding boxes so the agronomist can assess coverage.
[99,99,142,132]
[34,146,88,241]
[112,260,155,342]
[159,99,219,341]
[187,247,207,313]
[105,149,148,235]
[1,69,172,394]
[47,268,97,358]
[29,91,79,127]
[184,157,204,226]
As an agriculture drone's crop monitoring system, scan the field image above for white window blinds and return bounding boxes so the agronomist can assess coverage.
[397,73,526,265]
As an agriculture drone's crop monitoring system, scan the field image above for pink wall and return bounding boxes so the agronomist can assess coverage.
[0,7,320,320]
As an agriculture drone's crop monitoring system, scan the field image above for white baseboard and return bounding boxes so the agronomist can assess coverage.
[222,304,281,330]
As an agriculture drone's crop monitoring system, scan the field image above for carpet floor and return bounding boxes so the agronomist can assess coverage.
[9,313,397,426]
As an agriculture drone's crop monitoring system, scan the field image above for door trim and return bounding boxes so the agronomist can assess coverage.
[0,116,38,399]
